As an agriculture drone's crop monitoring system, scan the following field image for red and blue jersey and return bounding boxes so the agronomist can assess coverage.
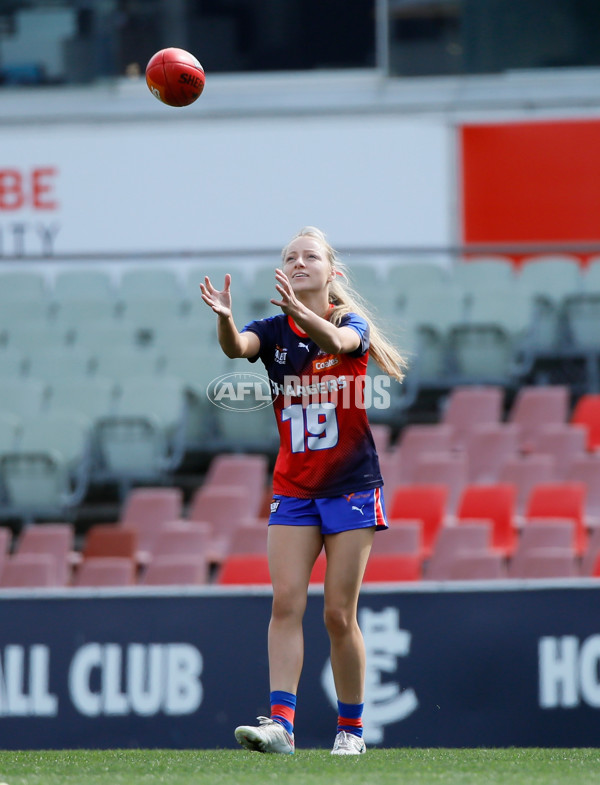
[242,312,383,499]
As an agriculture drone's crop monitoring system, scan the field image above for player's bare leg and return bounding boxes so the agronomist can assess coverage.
[323,527,374,754]
[235,524,322,753]
[267,524,324,693]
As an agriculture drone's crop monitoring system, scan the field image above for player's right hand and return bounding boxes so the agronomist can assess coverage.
[200,274,233,318]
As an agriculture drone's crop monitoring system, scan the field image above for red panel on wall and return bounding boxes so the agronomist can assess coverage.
[461,120,600,245]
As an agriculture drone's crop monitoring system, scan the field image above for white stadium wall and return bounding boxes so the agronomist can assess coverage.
[0,114,451,258]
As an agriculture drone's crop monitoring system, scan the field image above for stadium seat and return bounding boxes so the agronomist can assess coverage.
[423,522,494,580]
[47,377,118,423]
[446,323,515,384]
[370,522,422,556]
[456,483,517,555]
[383,424,453,487]
[571,394,600,451]
[72,557,136,587]
[14,522,77,586]
[93,346,163,380]
[509,521,576,578]
[52,297,118,328]
[507,385,569,452]
[209,391,279,453]
[26,347,95,381]
[562,293,600,351]
[226,521,269,555]
[439,386,504,451]
[0,270,47,302]
[525,482,588,555]
[0,526,11,557]
[149,521,211,565]
[187,484,256,563]
[462,288,536,339]
[399,286,467,339]
[580,527,600,576]
[217,553,271,585]
[508,548,579,580]
[370,424,394,456]
[202,453,269,517]
[0,412,22,454]
[115,486,184,562]
[566,455,600,528]
[387,484,448,558]
[69,320,142,352]
[309,553,328,584]
[515,256,584,304]
[463,423,520,484]
[82,524,138,560]
[0,526,12,578]
[0,378,50,420]
[533,423,587,479]
[117,266,183,304]
[94,375,194,479]
[0,411,93,520]
[453,256,515,290]
[0,553,58,588]
[412,451,467,514]
[387,261,451,313]
[448,552,508,581]
[498,454,557,516]
[0,347,27,379]
[362,553,422,582]
[5,321,68,354]
[52,269,115,303]
[140,554,209,586]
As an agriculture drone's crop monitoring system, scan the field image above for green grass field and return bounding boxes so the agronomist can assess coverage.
[0,749,598,785]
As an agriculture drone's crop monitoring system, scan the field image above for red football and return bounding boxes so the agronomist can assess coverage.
[145,48,205,107]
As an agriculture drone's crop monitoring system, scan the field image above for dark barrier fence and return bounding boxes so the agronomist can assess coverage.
[0,581,599,749]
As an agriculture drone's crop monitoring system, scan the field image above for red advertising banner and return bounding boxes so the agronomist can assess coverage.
[461,119,600,262]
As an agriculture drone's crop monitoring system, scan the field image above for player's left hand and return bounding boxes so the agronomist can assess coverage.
[271,268,302,316]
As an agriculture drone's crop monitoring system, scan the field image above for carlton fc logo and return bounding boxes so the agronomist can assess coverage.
[274,345,288,365]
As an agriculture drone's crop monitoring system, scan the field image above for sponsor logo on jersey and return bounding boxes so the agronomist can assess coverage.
[275,345,288,364]
[312,355,340,373]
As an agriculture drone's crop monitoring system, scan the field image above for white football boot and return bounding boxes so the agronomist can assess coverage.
[235,716,295,754]
[331,730,366,755]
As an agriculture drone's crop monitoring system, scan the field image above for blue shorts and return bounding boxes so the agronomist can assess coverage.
[268,488,388,535]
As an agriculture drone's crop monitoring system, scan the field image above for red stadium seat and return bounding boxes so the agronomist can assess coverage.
[217,554,271,585]
[82,524,138,560]
[571,394,600,451]
[388,484,448,558]
[363,554,422,582]
[525,482,588,555]
[456,483,517,555]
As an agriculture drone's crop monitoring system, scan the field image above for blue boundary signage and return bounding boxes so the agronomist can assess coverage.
[0,582,599,749]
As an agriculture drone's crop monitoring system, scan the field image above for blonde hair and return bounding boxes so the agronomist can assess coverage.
[282,227,406,382]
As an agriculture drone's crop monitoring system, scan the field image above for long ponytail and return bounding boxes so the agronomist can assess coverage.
[282,227,407,382]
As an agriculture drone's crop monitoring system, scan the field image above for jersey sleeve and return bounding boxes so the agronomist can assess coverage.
[340,313,370,357]
[241,318,269,363]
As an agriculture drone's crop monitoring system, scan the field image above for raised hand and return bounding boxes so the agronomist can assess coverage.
[270,268,302,316]
[200,274,232,318]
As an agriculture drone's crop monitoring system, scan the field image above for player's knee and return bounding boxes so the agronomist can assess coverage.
[271,586,306,621]
[323,605,353,638]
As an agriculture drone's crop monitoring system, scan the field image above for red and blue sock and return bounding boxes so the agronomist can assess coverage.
[337,700,364,738]
[270,690,296,735]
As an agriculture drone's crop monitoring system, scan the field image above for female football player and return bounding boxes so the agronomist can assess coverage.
[200,227,405,755]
